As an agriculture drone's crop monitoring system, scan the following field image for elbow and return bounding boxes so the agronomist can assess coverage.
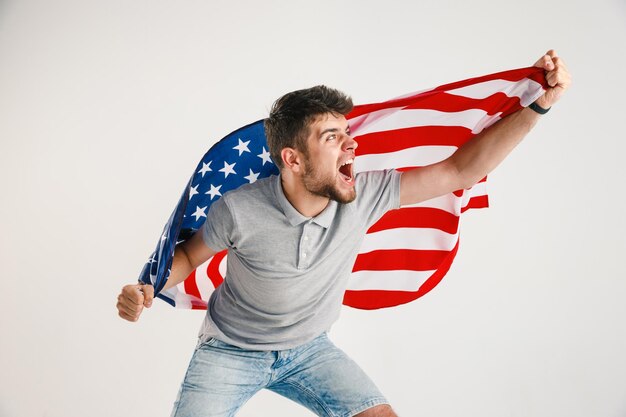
[459,172,486,190]
[446,158,479,191]
[450,161,486,191]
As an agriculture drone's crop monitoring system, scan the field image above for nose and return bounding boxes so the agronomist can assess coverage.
[342,134,358,152]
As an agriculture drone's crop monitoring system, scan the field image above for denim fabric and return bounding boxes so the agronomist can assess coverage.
[170,333,388,417]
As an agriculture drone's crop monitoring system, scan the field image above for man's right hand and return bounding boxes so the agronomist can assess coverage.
[117,283,154,322]
[116,230,220,321]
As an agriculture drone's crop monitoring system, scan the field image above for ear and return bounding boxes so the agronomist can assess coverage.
[280,147,304,173]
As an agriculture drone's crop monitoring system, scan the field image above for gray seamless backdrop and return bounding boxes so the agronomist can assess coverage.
[1,0,625,416]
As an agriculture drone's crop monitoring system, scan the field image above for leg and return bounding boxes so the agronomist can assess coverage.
[171,338,273,417]
[267,333,391,417]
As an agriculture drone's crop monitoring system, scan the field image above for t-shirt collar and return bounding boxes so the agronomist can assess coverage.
[273,174,337,228]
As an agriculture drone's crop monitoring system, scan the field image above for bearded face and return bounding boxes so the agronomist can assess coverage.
[301,151,356,204]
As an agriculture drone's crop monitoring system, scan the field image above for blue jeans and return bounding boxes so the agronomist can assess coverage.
[170,333,388,417]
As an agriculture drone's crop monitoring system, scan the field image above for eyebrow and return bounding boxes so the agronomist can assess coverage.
[318,125,351,139]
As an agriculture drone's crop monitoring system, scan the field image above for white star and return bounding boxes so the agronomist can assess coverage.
[191,205,208,221]
[161,232,167,241]
[244,169,260,183]
[147,256,156,264]
[258,147,272,165]
[219,161,237,178]
[197,161,212,177]
[205,184,222,200]
[233,138,251,156]
[189,184,199,200]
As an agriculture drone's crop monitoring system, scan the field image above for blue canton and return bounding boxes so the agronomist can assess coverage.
[138,120,279,304]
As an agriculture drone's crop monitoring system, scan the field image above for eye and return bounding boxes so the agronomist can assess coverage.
[326,134,336,141]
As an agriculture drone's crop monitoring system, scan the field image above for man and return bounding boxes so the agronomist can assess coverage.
[117,50,570,416]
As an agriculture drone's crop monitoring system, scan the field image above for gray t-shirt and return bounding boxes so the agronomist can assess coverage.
[200,169,401,350]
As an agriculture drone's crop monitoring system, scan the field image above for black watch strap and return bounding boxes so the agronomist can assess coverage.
[528,101,551,115]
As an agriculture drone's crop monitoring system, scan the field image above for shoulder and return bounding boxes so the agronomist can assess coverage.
[355,169,402,195]
[222,176,274,200]
[220,175,278,212]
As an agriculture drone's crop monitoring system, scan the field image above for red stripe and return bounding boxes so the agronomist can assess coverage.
[190,299,207,310]
[461,195,489,212]
[183,250,227,306]
[367,207,459,234]
[355,126,472,156]
[184,270,202,300]
[402,92,521,114]
[395,166,421,172]
[354,95,526,157]
[207,250,227,288]
[351,91,520,118]
[353,249,451,272]
[343,240,459,309]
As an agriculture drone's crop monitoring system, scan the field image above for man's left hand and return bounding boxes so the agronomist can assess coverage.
[533,49,572,109]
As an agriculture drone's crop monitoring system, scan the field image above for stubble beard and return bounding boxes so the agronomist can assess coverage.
[302,158,356,204]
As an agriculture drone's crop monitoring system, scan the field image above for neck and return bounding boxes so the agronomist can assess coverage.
[280,174,329,218]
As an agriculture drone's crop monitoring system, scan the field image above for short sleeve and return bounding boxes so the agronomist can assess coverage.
[201,196,234,252]
[354,169,402,229]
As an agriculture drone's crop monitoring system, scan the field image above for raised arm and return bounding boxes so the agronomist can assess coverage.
[400,50,571,206]
[116,230,220,322]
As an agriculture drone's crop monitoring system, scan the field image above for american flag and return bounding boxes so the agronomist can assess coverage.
[138,66,547,310]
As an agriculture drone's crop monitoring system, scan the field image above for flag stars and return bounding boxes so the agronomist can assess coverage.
[189,184,199,200]
[192,205,208,221]
[233,138,251,156]
[219,161,237,178]
[258,147,272,165]
[206,184,222,200]
[244,169,260,184]
[197,161,212,177]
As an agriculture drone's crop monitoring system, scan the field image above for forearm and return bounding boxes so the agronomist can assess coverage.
[451,107,540,187]
[162,246,196,291]
[161,230,219,291]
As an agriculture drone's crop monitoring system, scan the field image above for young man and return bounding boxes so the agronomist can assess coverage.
[117,51,570,417]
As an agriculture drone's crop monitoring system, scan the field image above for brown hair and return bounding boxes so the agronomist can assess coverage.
[264,85,353,169]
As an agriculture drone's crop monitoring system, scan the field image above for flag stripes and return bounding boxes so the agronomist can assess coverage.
[140,66,547,310]
[337,66,545,308]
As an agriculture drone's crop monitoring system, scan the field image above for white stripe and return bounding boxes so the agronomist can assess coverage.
[351,108,498,137]
[463,182,488,208]
[219,254,228,278]
[347,269,435,291]
[354,145,457,172]
[398,182,486,215]
[349,107,404,134]
[360,227,459,253]
[194,257,217,301]
[158,288,190,309]
[447,78,544,106]
[173,290,192,308]
[401,193,464,215]
[467,180,487,197]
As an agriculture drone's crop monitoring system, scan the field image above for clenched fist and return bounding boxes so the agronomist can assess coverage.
[533,49,571,109]
[117,284,154,322]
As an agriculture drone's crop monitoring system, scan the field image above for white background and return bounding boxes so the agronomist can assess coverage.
[1,0,625,416]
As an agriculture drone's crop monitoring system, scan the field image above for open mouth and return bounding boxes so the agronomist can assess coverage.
[338,158,354,184]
